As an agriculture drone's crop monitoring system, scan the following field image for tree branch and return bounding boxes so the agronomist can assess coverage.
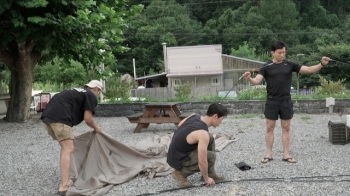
[17,41,27,55]
[17,40,42,70]
[27,39,35,52]
[0,46,15,71]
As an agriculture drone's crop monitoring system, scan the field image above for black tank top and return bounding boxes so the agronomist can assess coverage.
[167,114,208,169]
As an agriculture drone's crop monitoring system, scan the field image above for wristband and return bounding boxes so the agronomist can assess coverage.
[320,62,326,67]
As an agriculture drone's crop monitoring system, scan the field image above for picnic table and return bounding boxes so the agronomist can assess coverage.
[126,102,193,133]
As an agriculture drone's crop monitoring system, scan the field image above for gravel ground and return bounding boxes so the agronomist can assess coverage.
[1,113,350,196]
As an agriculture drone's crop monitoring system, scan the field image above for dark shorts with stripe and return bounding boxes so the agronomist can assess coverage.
[264,99,293,120]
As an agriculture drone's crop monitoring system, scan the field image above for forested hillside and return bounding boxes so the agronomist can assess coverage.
[0,0,349,122]
[116,0,350,88]
[2,0,349,90]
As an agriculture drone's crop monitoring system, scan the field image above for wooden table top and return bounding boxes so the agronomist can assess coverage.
[144,102,179,107]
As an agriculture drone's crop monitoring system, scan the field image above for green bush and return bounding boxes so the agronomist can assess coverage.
[32,81,80,92]
[104,76,134,102]
[237,87,267,100]
[292,92,350,100]
[198,95,222,101]
[33,57,87,88]
[318,75,346,95]
[174,82,192,101]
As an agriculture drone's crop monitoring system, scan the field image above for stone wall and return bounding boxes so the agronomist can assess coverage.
[94,99,350,117]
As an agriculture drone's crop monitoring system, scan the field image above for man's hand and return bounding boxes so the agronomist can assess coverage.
[205,177,215,186]
[242,71,251,80]
[94,126,102,133]
[321,56,330,66]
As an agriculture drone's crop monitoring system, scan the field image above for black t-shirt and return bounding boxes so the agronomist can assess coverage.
[167,114,209,169]
[41,88,97,127]
[259,60,301,100]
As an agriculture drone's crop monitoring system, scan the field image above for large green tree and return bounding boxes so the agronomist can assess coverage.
[298,0,341,29]
[175,0,245,24]
[33,57,87,88]
[319,0,350,20]
[0,0,141,122]
[318,43,350,87]
[114,0,203,76]
[214,0,301,54]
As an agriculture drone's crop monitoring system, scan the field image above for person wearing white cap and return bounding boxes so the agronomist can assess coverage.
[41,80,103,196]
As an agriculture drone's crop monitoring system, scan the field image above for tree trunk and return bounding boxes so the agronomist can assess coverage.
[0,41,41,122]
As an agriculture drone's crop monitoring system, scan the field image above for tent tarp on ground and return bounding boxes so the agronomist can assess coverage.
[66,132,236,196]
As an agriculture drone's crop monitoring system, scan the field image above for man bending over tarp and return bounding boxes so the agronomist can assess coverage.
[41,80,103,196]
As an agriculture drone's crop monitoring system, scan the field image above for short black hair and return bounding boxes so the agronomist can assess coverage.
[206,103,228,118]
[271,40,286,52]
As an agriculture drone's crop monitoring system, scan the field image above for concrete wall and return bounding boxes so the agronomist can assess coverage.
[94,99,350,117]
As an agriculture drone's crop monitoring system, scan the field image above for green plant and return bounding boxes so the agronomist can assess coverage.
[174,82,192,101]
[237,87,267,100]
[300,115,311,120]
[231,114,257,119]
[245,124,254,128]
[318,75,346,95]
[33,57,87,88]
[104,76,134,101]
[1,66,10,93]
[292,92,350,100]
[230,41,257,59]
[198,95,222,101]
[32,81,80,92]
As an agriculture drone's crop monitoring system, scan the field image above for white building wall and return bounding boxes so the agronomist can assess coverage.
[166,45,223,77]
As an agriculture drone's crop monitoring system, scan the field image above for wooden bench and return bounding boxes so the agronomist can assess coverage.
[126,113,144,120]
[127,102,184,133]
[179,112,195,120]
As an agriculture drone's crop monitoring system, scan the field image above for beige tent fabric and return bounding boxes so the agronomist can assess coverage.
[66,131,236,196]
[211,132,238,151]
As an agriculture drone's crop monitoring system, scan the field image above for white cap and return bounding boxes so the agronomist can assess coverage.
[85,80,103,91]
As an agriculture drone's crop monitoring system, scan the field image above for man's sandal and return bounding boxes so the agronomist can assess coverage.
[261,157,273,163]
[282,157,297,163]
[57,190,67,196]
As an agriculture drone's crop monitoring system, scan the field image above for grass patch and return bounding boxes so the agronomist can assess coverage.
[300,115,311,120]
[245,124,255,128]
[231,114,257,119]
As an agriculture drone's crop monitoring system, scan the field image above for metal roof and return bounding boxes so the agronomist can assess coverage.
[166,71,223,77]
[221,54,265,65]
[135,72,167,80]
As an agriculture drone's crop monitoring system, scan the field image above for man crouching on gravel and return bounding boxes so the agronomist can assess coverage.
[167,103,228,187]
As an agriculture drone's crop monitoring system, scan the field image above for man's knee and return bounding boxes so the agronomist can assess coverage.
[266,120,276,131]
[208,135,215,151]
[207,151,216,163]
[60,140,74,154]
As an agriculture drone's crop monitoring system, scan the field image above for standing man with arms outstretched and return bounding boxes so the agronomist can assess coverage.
[243,40,330,163]
[167,103,227,187]
[41,80,103,196]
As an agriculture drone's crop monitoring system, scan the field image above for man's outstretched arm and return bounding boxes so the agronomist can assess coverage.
[299,56,330,74]
[242,72,264,85]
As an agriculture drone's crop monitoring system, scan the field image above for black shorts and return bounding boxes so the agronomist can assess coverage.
[264,99,293,120]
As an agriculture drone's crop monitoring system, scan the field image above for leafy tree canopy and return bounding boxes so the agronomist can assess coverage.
[0,0,142,122]
[114,0,203,77]
[1,0,142,69]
